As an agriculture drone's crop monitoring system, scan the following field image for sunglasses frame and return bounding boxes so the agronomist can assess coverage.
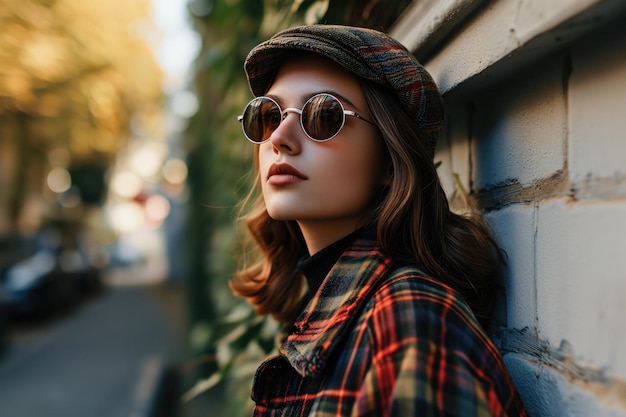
[237,93,375,144]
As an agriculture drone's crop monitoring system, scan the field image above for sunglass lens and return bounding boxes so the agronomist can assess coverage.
[242,97,281,143]
[302,94,344,141]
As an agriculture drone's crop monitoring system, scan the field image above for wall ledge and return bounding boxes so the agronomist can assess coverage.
[391,0,626,95]
[390,0,488,60]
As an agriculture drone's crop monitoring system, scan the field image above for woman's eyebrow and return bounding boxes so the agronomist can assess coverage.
[312,91,359,109]
[264,93,282,105]
[265,91,360,109]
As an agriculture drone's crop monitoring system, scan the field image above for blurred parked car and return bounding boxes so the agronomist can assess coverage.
[0,228,102,319]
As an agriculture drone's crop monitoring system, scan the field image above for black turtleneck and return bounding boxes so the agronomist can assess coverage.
[296,229,361,297]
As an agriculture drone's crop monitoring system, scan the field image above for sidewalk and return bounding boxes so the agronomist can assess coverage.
[102,257,188,417]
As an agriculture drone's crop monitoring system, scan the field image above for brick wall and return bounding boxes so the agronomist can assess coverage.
[393,0,626,415]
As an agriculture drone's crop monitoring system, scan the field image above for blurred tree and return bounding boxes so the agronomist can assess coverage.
[0,0,164,229]
[183,0,413,415]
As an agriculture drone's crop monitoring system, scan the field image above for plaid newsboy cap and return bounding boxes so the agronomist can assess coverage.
[244,24,445,149]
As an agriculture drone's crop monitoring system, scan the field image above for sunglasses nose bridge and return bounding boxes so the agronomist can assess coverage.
[280,107,303,120]
[277,107,305,135]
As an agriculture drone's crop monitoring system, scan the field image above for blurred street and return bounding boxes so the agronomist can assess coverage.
[0,256,186,417]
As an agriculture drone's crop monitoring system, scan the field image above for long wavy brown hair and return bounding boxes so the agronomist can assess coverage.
[229,79,501,326]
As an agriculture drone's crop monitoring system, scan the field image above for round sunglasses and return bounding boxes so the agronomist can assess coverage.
[237,93,376,143]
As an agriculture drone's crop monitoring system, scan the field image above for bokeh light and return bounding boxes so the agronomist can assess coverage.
[46,167,71,193]
[110,171,143,199]
[162,158,188,185]
[144,194,170,225]
[129,143,167,179]
[108,201,145,233]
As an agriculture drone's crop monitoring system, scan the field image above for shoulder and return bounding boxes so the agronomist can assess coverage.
[374,263,474,320]
[357,267,526,417]
[368,263,498,359]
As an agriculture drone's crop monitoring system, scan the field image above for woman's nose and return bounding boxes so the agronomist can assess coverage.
[267,112,302,154]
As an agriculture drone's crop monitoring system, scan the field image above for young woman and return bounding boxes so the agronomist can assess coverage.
[230,24,528,416]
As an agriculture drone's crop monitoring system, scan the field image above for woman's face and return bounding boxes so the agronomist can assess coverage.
[257,55,388,247]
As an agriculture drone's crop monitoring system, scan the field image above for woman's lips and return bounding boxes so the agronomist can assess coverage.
[267,163,307,185]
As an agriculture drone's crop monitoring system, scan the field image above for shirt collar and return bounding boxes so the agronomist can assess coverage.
[281,227,393,377]
[297,228,362,299]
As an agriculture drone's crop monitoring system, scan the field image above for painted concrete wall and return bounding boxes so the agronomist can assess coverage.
[392,0,626,415]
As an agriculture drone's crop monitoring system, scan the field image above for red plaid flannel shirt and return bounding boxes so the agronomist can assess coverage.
[251,229,527,416]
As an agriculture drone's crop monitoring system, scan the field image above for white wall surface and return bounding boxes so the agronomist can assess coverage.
[394,0,626,415]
